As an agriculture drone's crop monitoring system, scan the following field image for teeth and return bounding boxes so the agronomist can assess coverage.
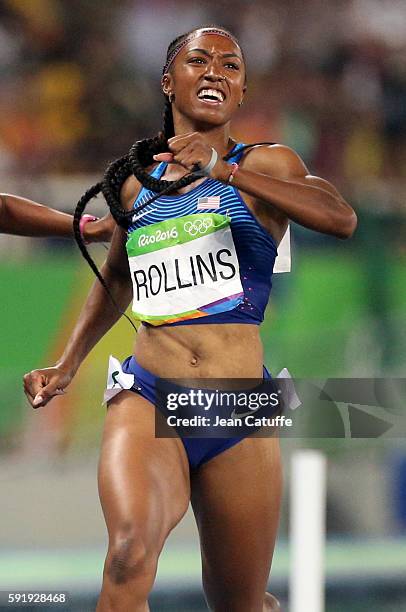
[197,88,224,102]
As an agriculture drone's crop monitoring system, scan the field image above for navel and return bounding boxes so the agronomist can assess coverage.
[190,355,199,367]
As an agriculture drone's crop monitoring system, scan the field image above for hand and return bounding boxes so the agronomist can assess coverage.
[83,213,116,243]
[153,133,231,181]
[23,366,73,409]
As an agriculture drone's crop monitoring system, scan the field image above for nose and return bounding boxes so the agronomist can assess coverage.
[204,72,225,83]
[204,59,226,82]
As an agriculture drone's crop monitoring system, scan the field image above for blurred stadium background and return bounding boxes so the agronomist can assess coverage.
[0,0,405,610]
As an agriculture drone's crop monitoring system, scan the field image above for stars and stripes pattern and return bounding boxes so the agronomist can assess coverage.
[197,195,220,209]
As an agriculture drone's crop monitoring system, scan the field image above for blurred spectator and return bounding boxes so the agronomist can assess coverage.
[0,0,404,201]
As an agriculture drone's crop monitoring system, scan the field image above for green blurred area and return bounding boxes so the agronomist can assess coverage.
[0,256,80,435]
[262,249,406,376]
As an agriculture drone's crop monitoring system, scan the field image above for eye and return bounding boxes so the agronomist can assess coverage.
[225,62,239,70]
[188,57,206,64]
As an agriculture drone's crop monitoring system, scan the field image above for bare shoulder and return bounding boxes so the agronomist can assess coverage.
[240,144,309,179]
[119,164,156,211]
[241,144,346,199]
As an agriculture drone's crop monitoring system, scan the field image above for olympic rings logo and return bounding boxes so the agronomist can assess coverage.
[183,218,213,237]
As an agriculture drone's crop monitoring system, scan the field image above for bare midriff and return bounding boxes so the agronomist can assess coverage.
[133,323,264,379]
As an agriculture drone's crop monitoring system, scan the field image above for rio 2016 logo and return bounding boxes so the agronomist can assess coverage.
[138,226,178,247]
[183,218,213,237]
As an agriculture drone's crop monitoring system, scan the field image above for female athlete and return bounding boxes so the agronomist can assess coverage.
[0,193,114,242]
[23,26,357,612]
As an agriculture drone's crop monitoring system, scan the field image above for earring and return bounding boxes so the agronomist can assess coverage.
[168,92,175,103]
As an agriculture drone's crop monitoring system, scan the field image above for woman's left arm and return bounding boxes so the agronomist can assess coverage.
[159,135,357,239]
[214,145,357,239]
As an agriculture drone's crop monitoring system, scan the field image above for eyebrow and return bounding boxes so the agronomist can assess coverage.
[187,48,242,60]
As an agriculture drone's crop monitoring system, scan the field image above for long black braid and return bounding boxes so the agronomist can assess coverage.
[73,25,272,330]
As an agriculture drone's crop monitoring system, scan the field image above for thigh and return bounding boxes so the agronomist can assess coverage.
[191,436,282,610]
[98,390,190,556]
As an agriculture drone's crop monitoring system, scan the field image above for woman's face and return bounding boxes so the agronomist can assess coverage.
[163,33,246,127]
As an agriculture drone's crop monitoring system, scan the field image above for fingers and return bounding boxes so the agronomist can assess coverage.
[174,152,204,172]
[23,371,46,405]
[168,133,211,157]
[174,147,212,172]
[154,134,213,172]
[167,133,199,151]
[23,370,67,409]
[153,148,198,170]
[153,152,174,162]
[173,144,212,171]
[33,383,65,408]
[85,213,116,243]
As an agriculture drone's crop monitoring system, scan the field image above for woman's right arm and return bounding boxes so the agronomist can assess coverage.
[23,176,140,408]
[0,193,115,242]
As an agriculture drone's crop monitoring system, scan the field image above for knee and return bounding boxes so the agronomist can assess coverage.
[98,529,158,610]
[105,526,158,586]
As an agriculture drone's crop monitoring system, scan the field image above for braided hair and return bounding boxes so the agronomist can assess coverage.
[73,25,268,328]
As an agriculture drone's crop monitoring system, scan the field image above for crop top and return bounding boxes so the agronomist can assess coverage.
[126,143,278,326]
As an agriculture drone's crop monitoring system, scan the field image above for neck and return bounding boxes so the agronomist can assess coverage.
[172,114,234,157]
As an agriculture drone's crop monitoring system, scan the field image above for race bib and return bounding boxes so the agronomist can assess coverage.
[126,213,244,325]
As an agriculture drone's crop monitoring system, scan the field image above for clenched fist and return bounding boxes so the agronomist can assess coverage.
[153,132,231,181]
[23,366,73,408]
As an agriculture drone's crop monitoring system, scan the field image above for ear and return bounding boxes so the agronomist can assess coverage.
[161,73,174,97]
[239,84,247,106]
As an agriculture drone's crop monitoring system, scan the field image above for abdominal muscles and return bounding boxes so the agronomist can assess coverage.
[134,323,264,379]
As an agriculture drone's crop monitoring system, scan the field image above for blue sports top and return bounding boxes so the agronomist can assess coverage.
[127,143,278,326]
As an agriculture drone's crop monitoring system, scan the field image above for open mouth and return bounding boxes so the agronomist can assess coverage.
[197,88,225,104]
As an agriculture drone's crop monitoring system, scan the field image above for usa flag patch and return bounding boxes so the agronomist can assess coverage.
[197,196,220,210]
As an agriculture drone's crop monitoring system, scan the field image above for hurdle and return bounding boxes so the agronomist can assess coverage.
[290,450,327,612]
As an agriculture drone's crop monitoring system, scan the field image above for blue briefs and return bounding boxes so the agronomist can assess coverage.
[121,356,274,470]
